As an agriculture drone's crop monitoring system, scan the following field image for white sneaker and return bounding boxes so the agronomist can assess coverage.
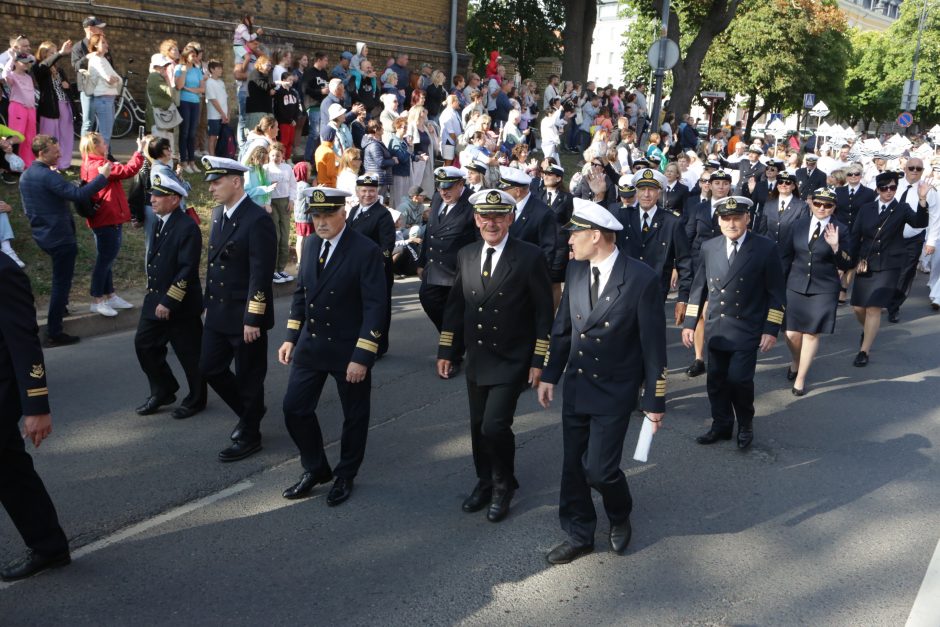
[90,302,118,317]
[272,272,287,284]
[107,294,134,309]
[3,249,25,268]
[280,272,295,282]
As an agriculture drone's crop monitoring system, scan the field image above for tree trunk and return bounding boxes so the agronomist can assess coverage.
[561,0,596,80]
[743,92,758,138]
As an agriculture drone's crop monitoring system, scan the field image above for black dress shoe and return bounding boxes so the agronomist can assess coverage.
[1,550,71,582]
[326,477,354,506]
[696,429,732,445]
[853,351,869,367]
[786,367,798,381]
[218,439,262,462]
[737,428,754,449]
[136,394,177,416]
[791,386,806,397]
[686,359,705,377]
[888,310,900,323]
[486,488,514,523]
[462,482,493,513]
[171,404,206,420]
[282,469,333,500]
[546,541,594,565]
[609,520,632,554]
[43,333,80,348]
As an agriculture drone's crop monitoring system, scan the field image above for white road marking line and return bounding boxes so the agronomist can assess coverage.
[0,479,253,591]
[907,537,940,626]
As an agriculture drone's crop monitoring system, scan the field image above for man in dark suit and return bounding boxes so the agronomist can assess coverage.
[347,174,396,356]
[682,196,786,450]
[834,164,876,234]
[537,161,574,307]
[729,144,766,195]
[795,154,827,199]
[0,254,70,581]
[438,189,554,523]
[199,156,277,462]
[606,177,638,251]
[133,176,206,419]
[279,187,387,506]
[418,167,478,377]
[538,199,667,565]
[662,174,689,217]
[499,166,557,270]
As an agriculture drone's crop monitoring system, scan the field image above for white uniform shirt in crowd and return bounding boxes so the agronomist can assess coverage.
[898,178,940,243]
[480,234,509,275]
[590,247,619,297]
[264,162,296,200]
[205,77,229,121]
[726,232,747,258]
[808,216,831,243]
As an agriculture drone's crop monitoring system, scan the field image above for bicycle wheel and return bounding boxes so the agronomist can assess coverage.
[112,101,134,139]
[73,101,83,139]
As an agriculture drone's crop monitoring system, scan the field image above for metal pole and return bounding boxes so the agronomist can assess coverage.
[648,0,670,145]
[911,0,929,83]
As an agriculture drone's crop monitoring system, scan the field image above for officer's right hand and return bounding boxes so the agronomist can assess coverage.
[437,359,452,378]
[278,341,294,365]
[537,382,554,408]
[98,162,112,177]
[681,328,695,348]
[674,301,686,326]
[416,267,424,278]
[23,414,52,448]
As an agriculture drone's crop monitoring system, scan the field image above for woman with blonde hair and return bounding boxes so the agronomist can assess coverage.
[426,70,447,122]
[85,34,122,149]
[407,105,437,190]
[336,147,362,212]
[34,40,74,170]
[245,55,275,132]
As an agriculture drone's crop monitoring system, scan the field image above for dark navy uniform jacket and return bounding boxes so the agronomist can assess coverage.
[663,182,689,215]
[851,197,929,272]
[834,184,876,232]
[755,197,809,254]
[438,238,554,386]
[418,189,478,287]
[205,197,277,335]
[685,199,722,267]
[542,252,667,416]
[538,187,574,282]
[347,201,397,272]
[285,229,388,370]
[508,194,557,270]
[0,255,50,417]
[143,209,203,321]
[780,217,855,294]
[617,206,693,301]
[683,233,787,352]
[795,167,827,200]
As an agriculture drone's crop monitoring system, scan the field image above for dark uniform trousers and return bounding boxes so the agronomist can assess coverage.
[0,255,68,557]
[200,199,277,442]
[282,230,388,480]
[888,232,925,314]
[135,209,205,407]
[542,253,667,547]
[683,233,786,435]
[439,238,555,490]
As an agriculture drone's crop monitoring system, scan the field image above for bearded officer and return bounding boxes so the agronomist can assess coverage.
[681,196,786,450]
[200,156,277,462]
[134,175,206,419]
[279,187,387,506]
[538,199,667,565]
[347,174,396,357]
[438,189,554,522]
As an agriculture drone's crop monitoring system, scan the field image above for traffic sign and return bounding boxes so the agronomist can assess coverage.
[803,93,815,109]
[701,91,726,99]
[646,38,679,71]
[898,111,914,128]
[901,79,920,111]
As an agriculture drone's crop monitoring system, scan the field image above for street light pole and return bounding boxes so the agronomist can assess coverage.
[648,0,670,145]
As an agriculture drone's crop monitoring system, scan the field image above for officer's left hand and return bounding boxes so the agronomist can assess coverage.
[23,414,52,448]
[537,382,554,408]
[681,328,694,348]
[646,412,664,434]
[670,269,678,291]
[244,325,261,343]
[155,304,171,320]
[347,361,368,383]
[674,301,686,326]
[527,367,542,388]
[759,333,776,353]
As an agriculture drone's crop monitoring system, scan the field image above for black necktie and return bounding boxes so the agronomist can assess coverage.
[590,266,600,309]
[482,247,494,287]
[548,192,554,205]
[318,240,331,276]
[779,201,786,213]
[879,204,886,214]
[440,203,450,218]
[221,211,229,229]
[642,212,650,233]
[811,222,821,244]
[354,206,365,221]
[729,239,738,264]
[849,188,854,201]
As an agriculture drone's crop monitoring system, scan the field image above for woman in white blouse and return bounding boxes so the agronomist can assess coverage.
[85,34,122,149]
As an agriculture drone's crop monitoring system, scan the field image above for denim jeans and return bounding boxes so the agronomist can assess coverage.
[92,96,116,148]
[303,106,321,162]
[42,243,78,338]
[80,92,96,136]
[178,101,200,162]
[91,224,122,298]
[236,90,248,147]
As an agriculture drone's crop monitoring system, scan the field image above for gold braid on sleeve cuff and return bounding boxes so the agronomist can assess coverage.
[356,338,379,353]
[439,331,454,347]
[767,308,784,325]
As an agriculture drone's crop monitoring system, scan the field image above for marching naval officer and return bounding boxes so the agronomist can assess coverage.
[498,165,557,270]
[279,187,387,506]
[199,156,277,462]
[134,175,206,419]
[538,199,667,565]
[681,196,786,450]
[437,189,554,523]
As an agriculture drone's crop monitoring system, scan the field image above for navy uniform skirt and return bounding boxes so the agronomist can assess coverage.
[850,268,900,308]
[786,290,838,334]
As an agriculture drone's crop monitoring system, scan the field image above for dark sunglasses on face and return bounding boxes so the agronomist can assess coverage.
[908,166,924,172]
[847,172,861,176]
[812,202,835,209]
[878,185,898,191]
[591,162,603,167]
[779,181,794,185]
[699,179,709,183]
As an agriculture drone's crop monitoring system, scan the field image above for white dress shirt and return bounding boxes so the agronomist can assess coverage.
[319,225,346,267]
[590,247,619,297]
[808,216,831,243]
[480,235,509,275]
[514,193,531,221]
[640,207,658,228]
[223,193,249,220]
[726,232,746,259]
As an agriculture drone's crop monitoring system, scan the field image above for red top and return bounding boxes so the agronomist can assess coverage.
[80,151,145,228]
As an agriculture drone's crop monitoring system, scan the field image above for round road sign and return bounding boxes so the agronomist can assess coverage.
[898,111,914,128]
[646,38,680,71]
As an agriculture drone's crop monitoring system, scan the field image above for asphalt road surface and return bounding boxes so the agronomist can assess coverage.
[2,277,940,625]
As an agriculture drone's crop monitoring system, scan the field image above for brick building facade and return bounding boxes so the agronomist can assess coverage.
[2,0,469,115]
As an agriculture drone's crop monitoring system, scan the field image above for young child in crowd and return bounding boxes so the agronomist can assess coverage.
[264,142,296,284]
[232,14,262,60]
[292,161,315,266]
[205,60,229,158]
[243,145,274,212]
[6,53,38,168]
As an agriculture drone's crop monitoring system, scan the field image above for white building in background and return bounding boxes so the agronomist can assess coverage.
[587,0,633,87]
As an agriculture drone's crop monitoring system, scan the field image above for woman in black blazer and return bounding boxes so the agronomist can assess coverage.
[756,171,808,255]
[850,171,929,367]
[780,189,855,395]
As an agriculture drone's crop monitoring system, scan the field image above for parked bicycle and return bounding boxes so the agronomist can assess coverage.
[72,58,146,140]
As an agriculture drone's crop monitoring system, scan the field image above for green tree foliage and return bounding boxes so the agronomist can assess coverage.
[466,0,563,78]
[621,4,659,85]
